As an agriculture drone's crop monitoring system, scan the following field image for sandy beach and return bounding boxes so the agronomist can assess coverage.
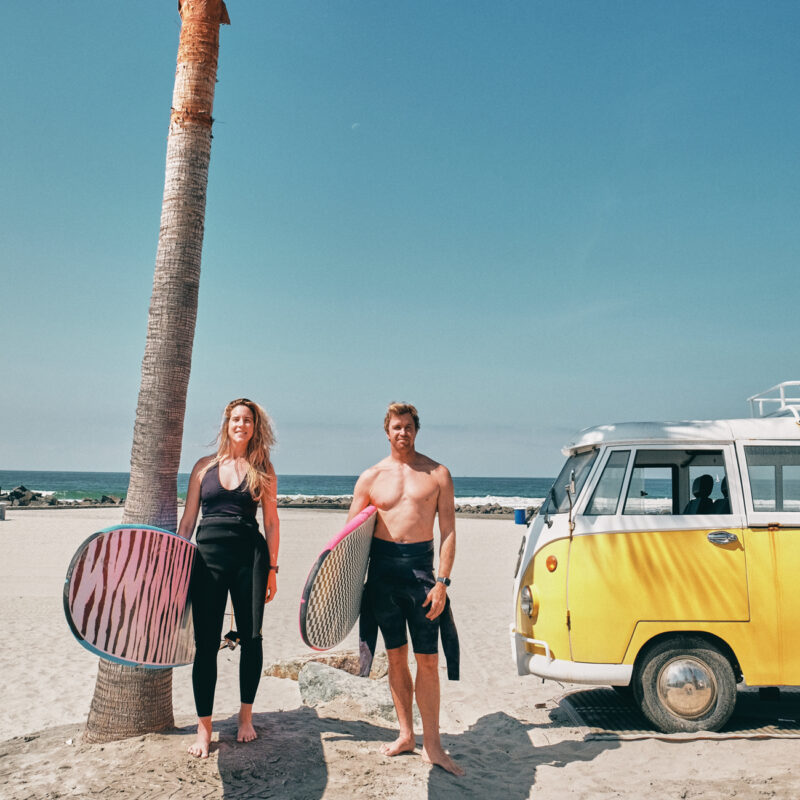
[2,507,800,799]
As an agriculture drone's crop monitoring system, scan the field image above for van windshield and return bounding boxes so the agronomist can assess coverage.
[542,449,598,515]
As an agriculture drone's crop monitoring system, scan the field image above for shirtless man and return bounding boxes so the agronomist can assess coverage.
[348,403,464,776]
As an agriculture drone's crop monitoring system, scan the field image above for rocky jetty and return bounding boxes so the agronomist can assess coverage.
[0,486,124,509]
[277,494,538,518]
[277,495,351,509]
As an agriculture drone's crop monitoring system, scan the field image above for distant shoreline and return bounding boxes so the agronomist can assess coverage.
[1,496,541,519]
[0,500,539,519]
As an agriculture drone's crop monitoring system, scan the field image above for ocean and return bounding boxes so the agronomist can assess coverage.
[0,470,552,508]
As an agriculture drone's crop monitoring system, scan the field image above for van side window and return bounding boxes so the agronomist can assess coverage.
[744,446,800,512]
[621,449,728,515]
[585,451,630,515]
[623,466,675,515]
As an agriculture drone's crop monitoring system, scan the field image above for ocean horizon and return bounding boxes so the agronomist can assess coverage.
[0,469,552,508]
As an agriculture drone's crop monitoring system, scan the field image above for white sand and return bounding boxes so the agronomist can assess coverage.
[1,507,799,799]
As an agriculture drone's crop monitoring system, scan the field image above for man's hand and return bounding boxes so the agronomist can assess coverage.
[423,581,447,620]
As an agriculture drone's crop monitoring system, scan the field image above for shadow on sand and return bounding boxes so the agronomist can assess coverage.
[213,706,395,798]
[209,706,619,799]
[426,710,619,799]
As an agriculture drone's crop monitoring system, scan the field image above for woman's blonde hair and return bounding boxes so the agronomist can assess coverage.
[200,398,276,501]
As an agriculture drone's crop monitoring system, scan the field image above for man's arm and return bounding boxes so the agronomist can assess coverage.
[423,465,456,620]
[347,468,375,521]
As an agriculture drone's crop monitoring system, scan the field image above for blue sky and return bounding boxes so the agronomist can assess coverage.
[2,1,798,476]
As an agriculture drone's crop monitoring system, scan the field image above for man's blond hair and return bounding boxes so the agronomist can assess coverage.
[384,402,420,432]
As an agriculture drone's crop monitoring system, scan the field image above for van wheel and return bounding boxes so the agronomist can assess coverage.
[633,637,737,733]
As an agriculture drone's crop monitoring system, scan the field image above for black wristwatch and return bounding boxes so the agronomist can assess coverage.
[436,576,451,587]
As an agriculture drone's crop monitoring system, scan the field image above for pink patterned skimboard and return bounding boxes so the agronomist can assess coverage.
[63,525,196,668]
[299,506,377,650]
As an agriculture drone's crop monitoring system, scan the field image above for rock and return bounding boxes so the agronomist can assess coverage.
[264,650,388,681]
[100,495,122,505]
[277,495,351,509]
[8,486,36,506]
[298,662,402,722]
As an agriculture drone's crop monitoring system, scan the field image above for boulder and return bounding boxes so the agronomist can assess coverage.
[298,662,405,722]
[100,495,122,505]
[264,650,388,681]
[8,486,35,506]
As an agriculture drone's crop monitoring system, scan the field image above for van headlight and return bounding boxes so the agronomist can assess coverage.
[520,585,534,617]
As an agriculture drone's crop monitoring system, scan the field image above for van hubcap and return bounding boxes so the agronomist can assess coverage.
[657,656,716,719]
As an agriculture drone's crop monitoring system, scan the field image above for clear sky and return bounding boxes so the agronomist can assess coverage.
[2,1,798,477]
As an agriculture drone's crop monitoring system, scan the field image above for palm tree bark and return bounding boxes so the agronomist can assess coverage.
[84,0,230,744]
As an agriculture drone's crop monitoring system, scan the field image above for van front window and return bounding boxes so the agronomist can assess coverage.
[542,449,598,515]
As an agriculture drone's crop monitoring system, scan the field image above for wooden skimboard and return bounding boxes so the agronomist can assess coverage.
[299,505,377,650]
[64,525,196,668]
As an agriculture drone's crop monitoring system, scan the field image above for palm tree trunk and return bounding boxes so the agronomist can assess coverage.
[84,0,230,744]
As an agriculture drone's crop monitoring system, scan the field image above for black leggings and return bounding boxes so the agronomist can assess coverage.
[190,518,268,718]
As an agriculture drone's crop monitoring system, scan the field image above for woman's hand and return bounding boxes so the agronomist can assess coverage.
[265,569,277,603]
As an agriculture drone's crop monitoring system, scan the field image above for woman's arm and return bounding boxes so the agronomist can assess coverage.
[177,457,211,539]
[262,463,280,603]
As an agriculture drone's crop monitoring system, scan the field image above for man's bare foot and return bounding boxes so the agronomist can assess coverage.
[188,717,212,759]
[422,745,465,776]
[237,706,258,743]
[380,735,416,757]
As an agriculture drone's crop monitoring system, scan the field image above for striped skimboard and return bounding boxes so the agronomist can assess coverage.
[64,525,196,668]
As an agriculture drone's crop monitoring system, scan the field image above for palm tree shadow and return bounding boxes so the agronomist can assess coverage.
[427,710,620,799]
[214,706,397,799]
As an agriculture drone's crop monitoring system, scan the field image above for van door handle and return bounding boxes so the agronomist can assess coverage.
[707,530,738,545]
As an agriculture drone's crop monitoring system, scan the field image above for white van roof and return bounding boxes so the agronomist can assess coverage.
[565,417,800,455]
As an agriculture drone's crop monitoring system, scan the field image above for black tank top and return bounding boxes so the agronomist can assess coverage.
[200,462,259,519]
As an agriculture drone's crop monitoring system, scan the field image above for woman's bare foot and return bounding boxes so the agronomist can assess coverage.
[237,704,258,743]
[188,717,213,759]
[422,745,465,776]
[380,735,416,757]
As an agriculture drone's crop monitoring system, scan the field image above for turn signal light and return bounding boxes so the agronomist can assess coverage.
[546,555,558,572]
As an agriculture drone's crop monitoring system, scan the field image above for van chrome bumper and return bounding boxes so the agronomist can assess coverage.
[510,624,633,685]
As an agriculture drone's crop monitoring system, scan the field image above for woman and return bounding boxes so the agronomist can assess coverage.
[178,398,280,759]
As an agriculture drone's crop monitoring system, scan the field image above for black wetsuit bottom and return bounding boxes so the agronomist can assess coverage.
[365,538,439,654]
[190,517,268,718]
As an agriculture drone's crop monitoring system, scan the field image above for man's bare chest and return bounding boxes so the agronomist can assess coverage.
[370,472,438,510]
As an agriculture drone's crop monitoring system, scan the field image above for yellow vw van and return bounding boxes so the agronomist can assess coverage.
[511,382,800,732]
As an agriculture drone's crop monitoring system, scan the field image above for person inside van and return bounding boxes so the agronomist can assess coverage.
[683,474,715,514]
[712,476,730,514]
